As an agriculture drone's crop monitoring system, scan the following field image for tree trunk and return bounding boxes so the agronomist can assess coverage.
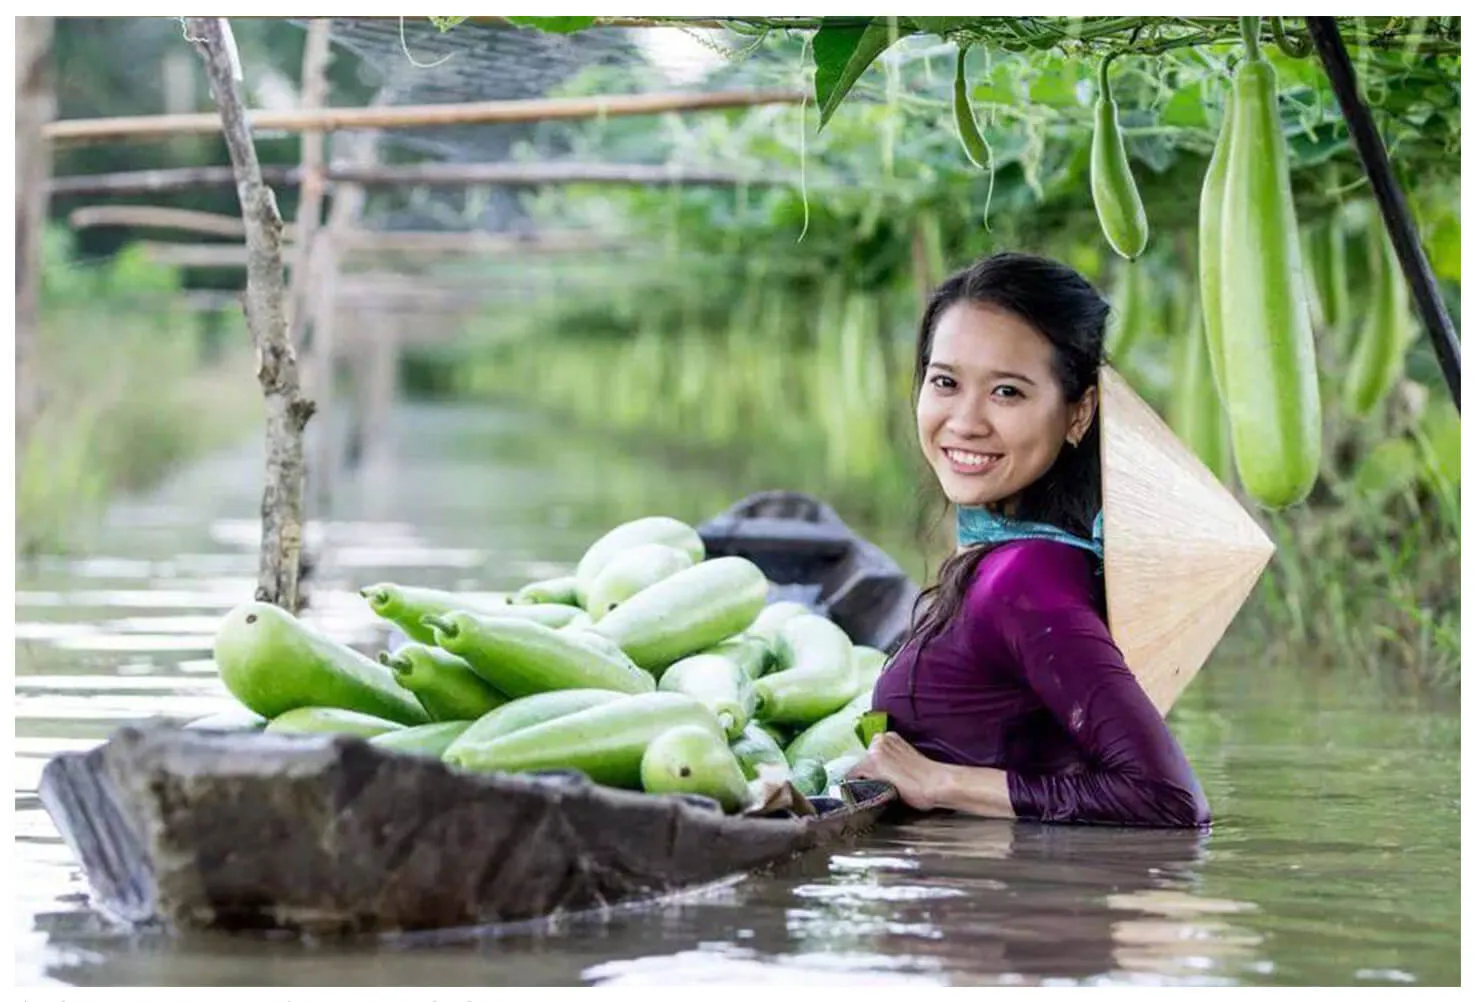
[16,16,55,447]
[186,17,314,613]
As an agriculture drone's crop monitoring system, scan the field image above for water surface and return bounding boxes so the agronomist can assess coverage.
[14,403,1460,987]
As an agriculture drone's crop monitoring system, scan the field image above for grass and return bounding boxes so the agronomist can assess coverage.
[1239,490,1461,691]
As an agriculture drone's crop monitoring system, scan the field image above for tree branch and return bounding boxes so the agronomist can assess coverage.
[185,16,314,613]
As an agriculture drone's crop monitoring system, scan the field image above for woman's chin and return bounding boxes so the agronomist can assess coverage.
[940,479,1005,508]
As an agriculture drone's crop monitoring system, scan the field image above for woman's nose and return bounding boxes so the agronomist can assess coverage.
[946,401,993,439]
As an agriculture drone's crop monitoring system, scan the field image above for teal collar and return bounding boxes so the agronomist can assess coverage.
[956,505,1105,561]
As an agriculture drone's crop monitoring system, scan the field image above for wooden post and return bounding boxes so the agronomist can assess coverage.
[306,92,384,516]
[185,17,314,613]
[363,313,399,471]
[16,16,56,447]
[288,18,334,524]
[910,224,932,317]
[161,49,196,116]
[288,18,333,354]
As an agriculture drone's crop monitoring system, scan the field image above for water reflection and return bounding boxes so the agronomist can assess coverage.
[770,815,1257,986]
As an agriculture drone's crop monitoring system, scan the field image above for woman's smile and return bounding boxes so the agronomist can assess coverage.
[941,447,1004,476]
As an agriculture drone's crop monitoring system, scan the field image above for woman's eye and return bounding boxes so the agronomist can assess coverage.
[930,375,956,390]
[994,385,1023,399]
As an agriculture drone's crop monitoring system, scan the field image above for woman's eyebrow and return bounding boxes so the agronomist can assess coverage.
[927,361,1037,385]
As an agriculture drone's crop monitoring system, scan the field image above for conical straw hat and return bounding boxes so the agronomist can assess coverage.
[1097,365,1276,714]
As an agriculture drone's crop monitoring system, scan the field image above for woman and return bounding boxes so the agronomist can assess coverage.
[847,251,1210,829]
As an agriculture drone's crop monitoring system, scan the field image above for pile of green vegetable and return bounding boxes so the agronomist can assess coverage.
[197,515,891,814]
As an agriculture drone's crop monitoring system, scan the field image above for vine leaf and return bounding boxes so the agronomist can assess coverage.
[1160,81,1209,128]
[813,18,899,130]
[505,16,598,34]
[427,16,468,32]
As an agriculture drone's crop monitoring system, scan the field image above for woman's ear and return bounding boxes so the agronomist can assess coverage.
[1067,386,1098,446]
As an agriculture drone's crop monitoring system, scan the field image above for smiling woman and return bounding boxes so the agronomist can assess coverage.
[847,252,1211,829]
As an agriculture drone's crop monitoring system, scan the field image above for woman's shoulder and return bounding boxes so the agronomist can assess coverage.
[965,538,1101,615]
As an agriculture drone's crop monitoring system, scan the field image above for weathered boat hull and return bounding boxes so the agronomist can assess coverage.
[39,725,895,936]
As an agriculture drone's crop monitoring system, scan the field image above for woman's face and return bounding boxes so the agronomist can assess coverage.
[916,300,1096,509]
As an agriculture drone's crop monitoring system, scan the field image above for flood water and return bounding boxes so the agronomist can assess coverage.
[14,403,1461,987]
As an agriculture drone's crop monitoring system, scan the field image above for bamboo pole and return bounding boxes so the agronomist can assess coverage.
[326,161,774,187]
[69,205,253,237]
[305,96,379,517]
[334,230,616,255]
[288,18,333,354]
[43,88,806,146]
[361,312,399,471]
[291,18,336,533]
[53,165,301,195]
[186,16,314,614]
[130,231,616,268]
[423,16,732,30]
[49,160,777,196]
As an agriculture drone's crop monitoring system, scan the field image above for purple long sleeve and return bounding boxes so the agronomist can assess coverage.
[872,539,1210,828]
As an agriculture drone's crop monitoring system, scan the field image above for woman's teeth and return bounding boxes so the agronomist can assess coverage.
[944,448,1000,470]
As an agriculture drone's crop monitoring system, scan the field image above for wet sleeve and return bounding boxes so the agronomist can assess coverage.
[992,571,1212,828]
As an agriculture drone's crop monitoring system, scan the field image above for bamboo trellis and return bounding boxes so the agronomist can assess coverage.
[43,88,805,146]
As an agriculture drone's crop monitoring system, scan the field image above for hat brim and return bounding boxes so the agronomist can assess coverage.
[1097,365,1276,714]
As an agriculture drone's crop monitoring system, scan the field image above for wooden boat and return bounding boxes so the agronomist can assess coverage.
[697,489,920,655]
[37,491,917,937]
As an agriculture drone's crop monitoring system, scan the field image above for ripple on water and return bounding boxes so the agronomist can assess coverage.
[16,675,231,695]
[791,883,969,904]
[828,855,921,873]
[582,946,949,986]
[14,693,235,723]
[15,587,257,611]
[51,635,216,654]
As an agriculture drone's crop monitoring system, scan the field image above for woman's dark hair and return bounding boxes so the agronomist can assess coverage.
[903,251,1110,682]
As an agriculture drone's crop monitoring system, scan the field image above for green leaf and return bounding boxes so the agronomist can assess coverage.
[1027,73,1079,107]
[1416,398,1461,487]
[1351,437,1422,504]
[1125,132,1177,174]
[813,18,900,130]
[970,62,1020,105]
[505,16,598,34]
[1286,124,1350,168]
[1160,81,1209,128]
[427,16,468,33]
[1425,210,1461,282]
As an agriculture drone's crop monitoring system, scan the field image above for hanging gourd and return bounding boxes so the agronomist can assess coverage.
[1091,53,1150,260]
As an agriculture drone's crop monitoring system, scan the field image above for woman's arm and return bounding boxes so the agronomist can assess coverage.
[848,609,1209,828]
[999,601,1211,828]
[848,731,1017,817]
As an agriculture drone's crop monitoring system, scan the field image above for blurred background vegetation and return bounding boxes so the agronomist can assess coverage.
[17,16,1460,687]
